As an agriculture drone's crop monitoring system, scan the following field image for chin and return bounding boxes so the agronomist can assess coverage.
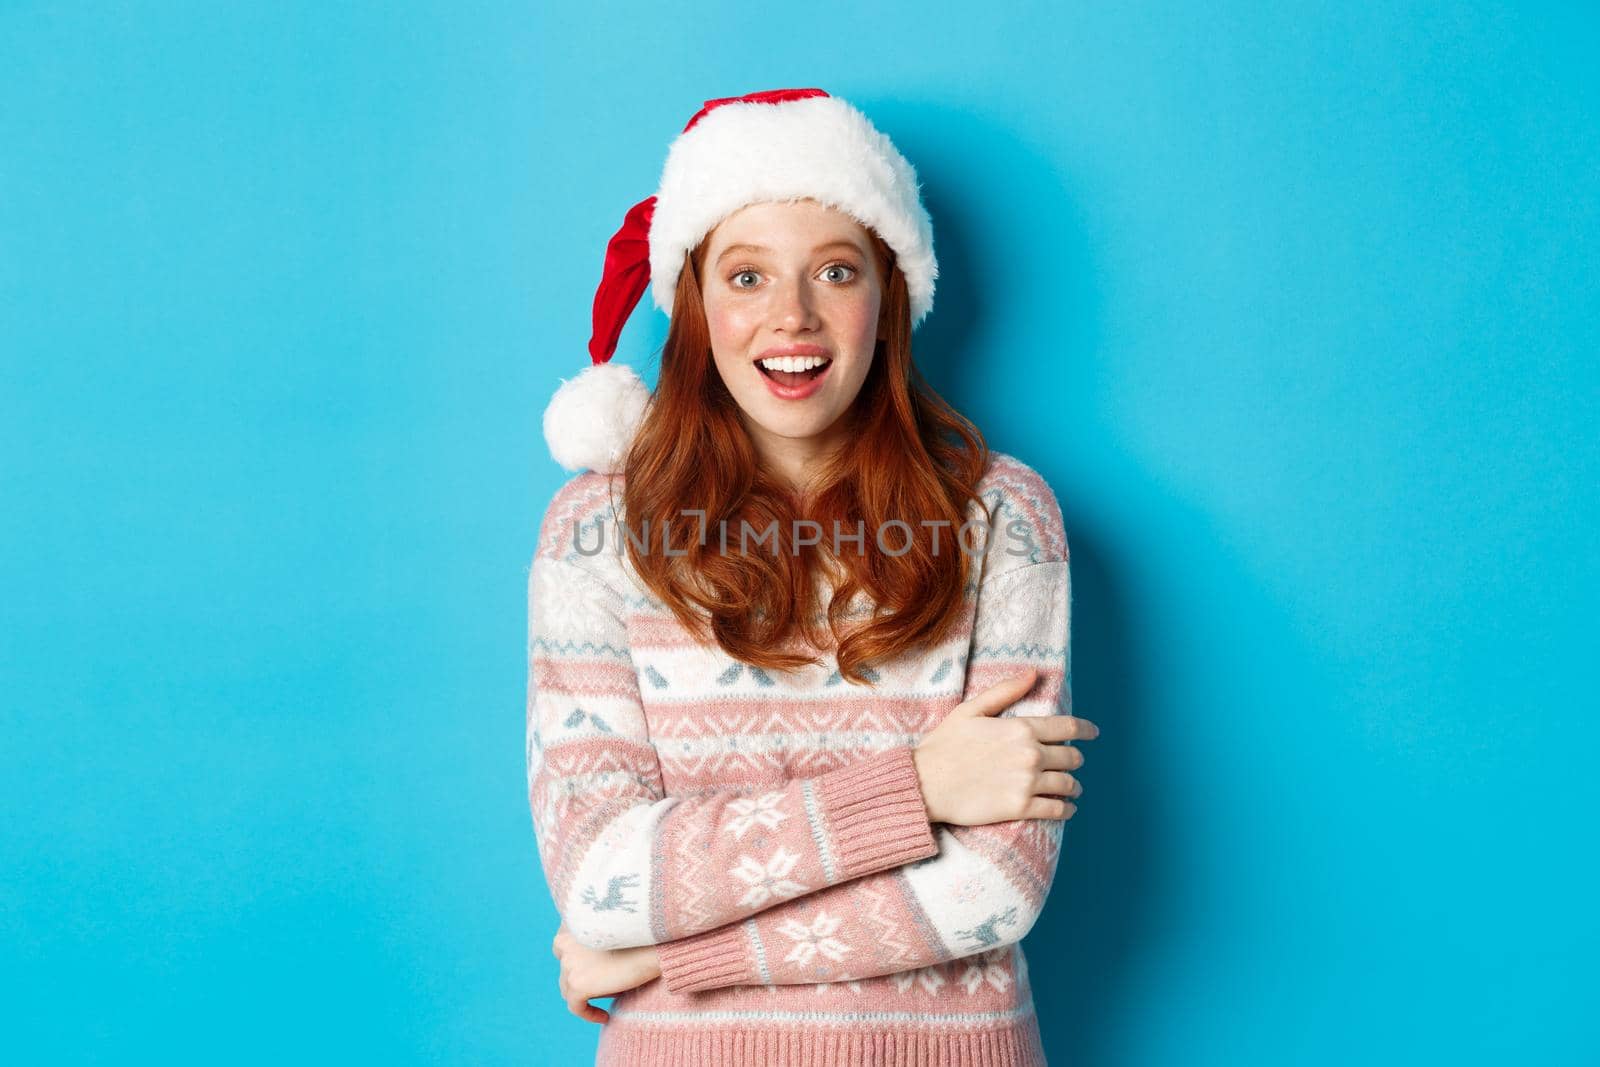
[751,411,837,441]
[758,420,827,440]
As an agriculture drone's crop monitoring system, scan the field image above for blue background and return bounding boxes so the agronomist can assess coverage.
[3,2,1595,1064]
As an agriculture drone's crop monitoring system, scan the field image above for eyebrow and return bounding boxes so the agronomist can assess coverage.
[714,239,865,264]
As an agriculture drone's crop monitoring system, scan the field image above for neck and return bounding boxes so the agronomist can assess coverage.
[742,416,849,496]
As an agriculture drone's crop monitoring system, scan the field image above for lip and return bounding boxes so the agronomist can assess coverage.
[756,353,833,401]
[754,343,833,401]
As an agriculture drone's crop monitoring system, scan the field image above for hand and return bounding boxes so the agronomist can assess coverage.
[913,669,1099,825]
[552,924,662,1024]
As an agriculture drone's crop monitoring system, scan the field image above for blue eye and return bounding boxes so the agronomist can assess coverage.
[726,263,858,290]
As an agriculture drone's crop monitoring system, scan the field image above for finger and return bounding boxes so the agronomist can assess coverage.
[1038,744,1084,771]
[1025,715,1100,742]
[567,993,609,1024]
[1034,771,1081,797]
[1022,796,1077,820]
[960,670,1040,717]
[552,935,563,958]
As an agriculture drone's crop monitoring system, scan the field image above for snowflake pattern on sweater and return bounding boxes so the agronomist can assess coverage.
[526,452,1072,1067]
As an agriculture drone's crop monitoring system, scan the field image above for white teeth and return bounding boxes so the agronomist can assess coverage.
[758,354,830,372]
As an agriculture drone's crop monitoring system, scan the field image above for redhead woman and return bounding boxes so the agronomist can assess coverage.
[527,87,1098,1067]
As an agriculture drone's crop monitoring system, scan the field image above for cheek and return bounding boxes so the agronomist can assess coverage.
[832,301,882,375]
[705,303,758,365]
[833,292,881,344]
[705,295,758,337]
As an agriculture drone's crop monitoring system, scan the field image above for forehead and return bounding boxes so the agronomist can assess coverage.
[706,198,871,252]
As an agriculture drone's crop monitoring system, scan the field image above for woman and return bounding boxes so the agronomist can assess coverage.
[527,87,1098,1067]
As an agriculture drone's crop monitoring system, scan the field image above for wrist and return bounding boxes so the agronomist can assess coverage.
[911,744,943,824]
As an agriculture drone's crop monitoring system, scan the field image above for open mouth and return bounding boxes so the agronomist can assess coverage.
[757,358,832,388]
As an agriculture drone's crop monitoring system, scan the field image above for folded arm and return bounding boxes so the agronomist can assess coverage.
[526,553,940,951]
[656,555,1074,992]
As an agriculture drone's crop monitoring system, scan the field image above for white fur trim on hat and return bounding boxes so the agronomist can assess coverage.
[647,95,938,328]
[541,361,650,473]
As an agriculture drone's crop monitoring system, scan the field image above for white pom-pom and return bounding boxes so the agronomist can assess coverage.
[542,361,651,473]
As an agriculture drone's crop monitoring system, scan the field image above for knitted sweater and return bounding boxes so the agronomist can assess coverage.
[525,451,1073,1067]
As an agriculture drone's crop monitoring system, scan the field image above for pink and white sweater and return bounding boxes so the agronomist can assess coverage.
[525,451,1073,1067]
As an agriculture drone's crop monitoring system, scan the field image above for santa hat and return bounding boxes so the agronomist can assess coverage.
[543,87,939,474]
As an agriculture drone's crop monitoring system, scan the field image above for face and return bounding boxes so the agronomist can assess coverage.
[700,199,885,474]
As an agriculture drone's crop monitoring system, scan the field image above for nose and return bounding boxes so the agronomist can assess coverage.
[772,273,821,333]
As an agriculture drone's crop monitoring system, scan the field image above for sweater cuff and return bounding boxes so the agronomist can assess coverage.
[813,745,939,880]
[657,921,760,994]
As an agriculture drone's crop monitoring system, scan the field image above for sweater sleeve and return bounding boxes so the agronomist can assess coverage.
[526,551,939,951]
[656,522,1072,992]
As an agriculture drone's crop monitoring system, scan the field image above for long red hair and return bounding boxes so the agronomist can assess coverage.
[609,224,990,685]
